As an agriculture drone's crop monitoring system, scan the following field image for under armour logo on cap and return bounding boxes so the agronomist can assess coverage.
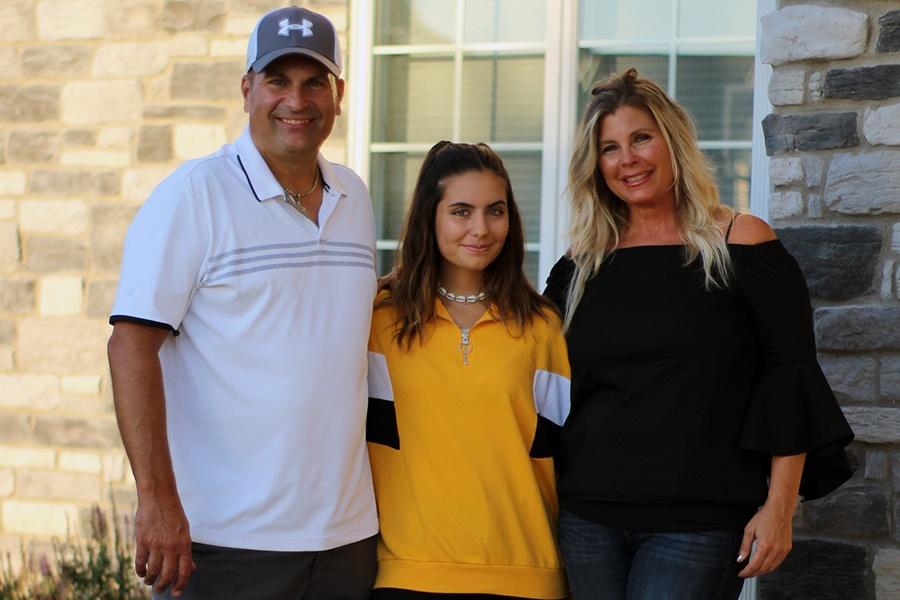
[278,18,313,38]
[246,6,342,76]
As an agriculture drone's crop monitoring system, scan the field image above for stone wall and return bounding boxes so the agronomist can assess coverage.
[0,0,349,566]
[760,2,900,598]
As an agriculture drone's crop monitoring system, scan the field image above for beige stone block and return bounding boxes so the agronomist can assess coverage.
[0,470,12,497]
[0,446,55,468]
[0,320,13,344]
[0,47,20,80]
[0,221,19,271]
[30,170,120,196]
[0,374,60,410]
[93,42,170,77]
[21,45,91,77]
[123,167,170,201]
[59,451,102,474]
[61,149,131,168]
[0,278,34,313]
[37,0,107,40]
[18,469,100,501]
[7,130,59,163]
[0,200,15,220]
[225,15,258,35]
[0,171,26,195]
[211,39,246,57]
[166,36,209,56]
[63,130,96,146]
[61,81,142,125]
[162,0,226,32]
[171,61,244,100]
[59,394,100,414]
[62,375,101,396]
[39,276,84,316]
[138,125,173,163]
[0,348,13,371]
[0,85,60,122]
[19,200,89,236]
[92,205,138,272]
[25,238,89,272]
[97,127,133,148]
[86,280,117,318]
[174,124,226,160]
[144,75,170,104]
[3,499,80,535]
[103,453,126,482]
[106,0,159,37]
[34,415,120,448]
[19,318,109,373]
[0,0,35,41]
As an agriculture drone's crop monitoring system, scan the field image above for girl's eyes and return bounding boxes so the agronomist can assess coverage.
[487,206,506,217]
[451,208,471,217]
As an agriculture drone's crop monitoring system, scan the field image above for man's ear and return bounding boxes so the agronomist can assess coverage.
[241,73,253,113]
[335,77,346,116]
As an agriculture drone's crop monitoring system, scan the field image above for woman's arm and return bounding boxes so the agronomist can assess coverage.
[737,453,806,578]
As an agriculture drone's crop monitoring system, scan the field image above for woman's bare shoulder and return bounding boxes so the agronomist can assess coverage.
[727,213,777,245]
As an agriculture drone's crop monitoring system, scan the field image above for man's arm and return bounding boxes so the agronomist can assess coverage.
[108,322,194,597]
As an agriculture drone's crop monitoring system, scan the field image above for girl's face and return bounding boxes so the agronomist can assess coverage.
[434,170,510,284]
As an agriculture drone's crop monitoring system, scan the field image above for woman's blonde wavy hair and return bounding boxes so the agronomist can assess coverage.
[563,68,732,330]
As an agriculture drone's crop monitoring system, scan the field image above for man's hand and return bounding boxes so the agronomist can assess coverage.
[134,492,195,596]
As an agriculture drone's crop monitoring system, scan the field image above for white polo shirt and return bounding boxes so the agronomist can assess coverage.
[111,128,378,552]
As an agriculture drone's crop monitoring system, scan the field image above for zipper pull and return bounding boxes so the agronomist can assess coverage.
[458,328,472,366]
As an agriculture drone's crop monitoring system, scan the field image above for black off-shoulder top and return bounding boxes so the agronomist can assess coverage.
[544,240,854,531]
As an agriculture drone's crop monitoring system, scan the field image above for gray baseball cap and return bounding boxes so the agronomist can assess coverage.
[246,6,342,76]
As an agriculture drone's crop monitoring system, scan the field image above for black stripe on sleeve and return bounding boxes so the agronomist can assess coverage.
[109,315,179,336]
[530,415,561,459]
[366,397,400,449]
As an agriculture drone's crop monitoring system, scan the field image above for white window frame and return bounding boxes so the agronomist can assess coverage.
[349,0,773,287]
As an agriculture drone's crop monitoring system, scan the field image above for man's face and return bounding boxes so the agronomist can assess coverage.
[241,55,345,163]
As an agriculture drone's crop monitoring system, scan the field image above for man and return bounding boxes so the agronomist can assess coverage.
[107,7,378,599]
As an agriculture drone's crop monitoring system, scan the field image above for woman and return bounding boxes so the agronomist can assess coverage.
[367,141,570,599]
[544,69,854,600]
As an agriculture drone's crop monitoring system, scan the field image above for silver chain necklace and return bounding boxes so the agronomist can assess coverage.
[283,167,320,216]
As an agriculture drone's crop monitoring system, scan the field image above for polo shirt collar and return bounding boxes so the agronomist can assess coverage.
[234,127,345,202]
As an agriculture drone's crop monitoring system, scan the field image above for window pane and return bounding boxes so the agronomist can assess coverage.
[580,0,672,41]
[705,148,751,213]
[463,0,545,43]
[501,151,542,242]
[676,56,754,141]
[576,51,668,118]
[460,55,544,143]
[369,152,425,240]
[375,0,456,45]
[372,55,454,143]
[678,0,755,38]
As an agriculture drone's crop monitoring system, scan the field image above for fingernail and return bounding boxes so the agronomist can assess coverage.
[737,554,744,562]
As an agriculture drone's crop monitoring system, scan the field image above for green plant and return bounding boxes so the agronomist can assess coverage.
[0,506,149,600]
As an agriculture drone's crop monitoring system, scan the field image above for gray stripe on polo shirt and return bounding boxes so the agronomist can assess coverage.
[206,259,376,283]
[207,249,374,275]
[210,240,375,263]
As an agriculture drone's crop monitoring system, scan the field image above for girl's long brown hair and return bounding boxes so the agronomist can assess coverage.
[381,141,551,350]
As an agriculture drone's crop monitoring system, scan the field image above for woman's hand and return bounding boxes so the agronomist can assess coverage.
[737,500,794,578]
[738,453,806,578]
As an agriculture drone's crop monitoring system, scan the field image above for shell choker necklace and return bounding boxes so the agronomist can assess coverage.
[437,284,486,304]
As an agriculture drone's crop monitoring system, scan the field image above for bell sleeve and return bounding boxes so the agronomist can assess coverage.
[733,240,854,501]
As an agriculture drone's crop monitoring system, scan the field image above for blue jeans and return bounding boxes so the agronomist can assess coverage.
[558,509,745,600]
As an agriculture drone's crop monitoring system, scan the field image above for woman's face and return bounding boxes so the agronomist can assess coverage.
[597,104,676,208]
[434,170,510,284]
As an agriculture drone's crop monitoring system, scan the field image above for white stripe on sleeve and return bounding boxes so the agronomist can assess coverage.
[533,369,570,426]
[367,351,394,402]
